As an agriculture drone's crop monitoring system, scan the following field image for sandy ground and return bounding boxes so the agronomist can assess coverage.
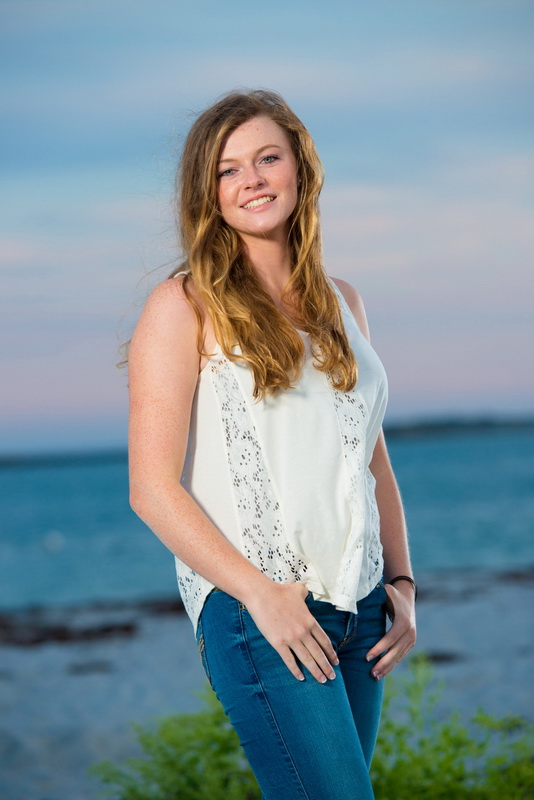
[0,569,532,800]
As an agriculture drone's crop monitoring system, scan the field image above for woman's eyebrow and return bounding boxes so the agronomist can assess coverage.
[218,144,282,164]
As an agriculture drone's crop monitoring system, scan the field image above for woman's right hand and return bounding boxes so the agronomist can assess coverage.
[244,582,339,683]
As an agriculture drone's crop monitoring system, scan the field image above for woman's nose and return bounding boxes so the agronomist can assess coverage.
[243,165,265,188]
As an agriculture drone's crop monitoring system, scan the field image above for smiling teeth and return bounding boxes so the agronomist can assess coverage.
[243,196,274,209]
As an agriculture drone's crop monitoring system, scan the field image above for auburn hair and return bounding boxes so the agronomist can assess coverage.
[167,88,358,400]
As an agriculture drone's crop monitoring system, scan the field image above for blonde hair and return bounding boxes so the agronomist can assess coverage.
[171,89,358,399]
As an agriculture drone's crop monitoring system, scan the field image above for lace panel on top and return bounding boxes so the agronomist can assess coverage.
[365,469,383,575]
[329,383,382,599]
[210,356,309,583]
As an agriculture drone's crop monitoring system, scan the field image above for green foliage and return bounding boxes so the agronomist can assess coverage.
[90,686,261,800]
[372,655,534,799]
[90,657,534,799]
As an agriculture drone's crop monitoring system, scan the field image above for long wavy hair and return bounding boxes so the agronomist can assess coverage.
[172,89,358,399]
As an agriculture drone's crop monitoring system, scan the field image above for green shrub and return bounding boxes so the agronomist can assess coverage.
[372,655,534,799]
[90,688,260,800]
[90,656,534,799]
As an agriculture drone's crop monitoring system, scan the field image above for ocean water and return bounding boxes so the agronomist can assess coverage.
[1,427,533,611]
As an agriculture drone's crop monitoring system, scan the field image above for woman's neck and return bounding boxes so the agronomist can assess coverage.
[245,236,293,303]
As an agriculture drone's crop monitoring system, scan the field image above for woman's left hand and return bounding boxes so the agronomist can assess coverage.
[365,582,416,680]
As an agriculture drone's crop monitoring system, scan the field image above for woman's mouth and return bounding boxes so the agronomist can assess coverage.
[242,196,275,210]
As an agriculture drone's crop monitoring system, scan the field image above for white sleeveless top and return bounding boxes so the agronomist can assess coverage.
[175,274,388,634]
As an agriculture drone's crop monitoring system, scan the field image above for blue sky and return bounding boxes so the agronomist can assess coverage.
[1,0,533,453]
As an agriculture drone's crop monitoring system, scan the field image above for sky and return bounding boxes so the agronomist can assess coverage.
[1,0,533,454]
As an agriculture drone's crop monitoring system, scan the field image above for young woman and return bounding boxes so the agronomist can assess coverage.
[127,89,416,799]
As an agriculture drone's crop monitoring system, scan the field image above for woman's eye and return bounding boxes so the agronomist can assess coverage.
[262,155,279,164]
[218,168,236,178]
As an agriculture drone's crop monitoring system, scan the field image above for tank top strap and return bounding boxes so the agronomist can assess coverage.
[327,276,354,322]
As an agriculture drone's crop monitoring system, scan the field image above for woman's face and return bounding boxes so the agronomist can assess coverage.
[216,115,299,246]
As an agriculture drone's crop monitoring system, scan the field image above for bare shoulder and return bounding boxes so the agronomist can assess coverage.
[128,275,202,484]
[137,274,195,322]
[130,275,197,349]
[330,276,371,341]
[127,274,203,385]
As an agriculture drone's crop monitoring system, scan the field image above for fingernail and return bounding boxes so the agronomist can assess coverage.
[329,671,336,680]
[366,654,372,662]
[320,676,327,684]
[298,674,305,681]
[333,657,340,665]
[372,670,381,681]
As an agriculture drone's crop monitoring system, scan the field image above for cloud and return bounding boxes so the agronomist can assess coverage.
[4,0,531,130]
[317,148,534,418]
[3,47,522,119]
[321,151,534,314]
[0,166,177,378]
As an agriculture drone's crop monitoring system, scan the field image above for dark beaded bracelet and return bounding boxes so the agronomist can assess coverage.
[388,575,418,601]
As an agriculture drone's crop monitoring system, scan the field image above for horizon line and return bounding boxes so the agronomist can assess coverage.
[1,413,533,468]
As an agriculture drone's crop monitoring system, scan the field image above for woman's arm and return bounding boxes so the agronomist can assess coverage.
[128,276,338,683]
[366,431,417,679]
[128,278,269,602]
[332,277,417,679]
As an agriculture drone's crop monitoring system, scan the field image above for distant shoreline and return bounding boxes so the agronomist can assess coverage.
[1,567,532,642]
[1,415,533,467]
[383,415,534,440]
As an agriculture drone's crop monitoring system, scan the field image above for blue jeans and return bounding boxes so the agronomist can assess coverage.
[196,581,388,799]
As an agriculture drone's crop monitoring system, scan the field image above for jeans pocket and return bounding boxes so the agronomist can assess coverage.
[196,616,213,687]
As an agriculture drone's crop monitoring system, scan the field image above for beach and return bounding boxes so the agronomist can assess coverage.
[1,569,532,800]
